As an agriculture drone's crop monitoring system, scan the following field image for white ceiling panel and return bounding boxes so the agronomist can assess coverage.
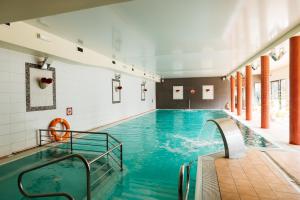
[26,0,300,78]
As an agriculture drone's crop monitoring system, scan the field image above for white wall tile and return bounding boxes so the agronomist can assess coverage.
[0,47,156,156]
[0,114,9,125]
[0,124,10,136]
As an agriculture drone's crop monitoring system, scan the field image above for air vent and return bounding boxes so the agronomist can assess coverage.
[77,47,83,53]
[112,60,116,65]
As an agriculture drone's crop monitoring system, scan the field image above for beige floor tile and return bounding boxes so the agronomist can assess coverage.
[239,195,260,200]
[221,192,240,200]
[236,185,258,197]
[255,188,278,199]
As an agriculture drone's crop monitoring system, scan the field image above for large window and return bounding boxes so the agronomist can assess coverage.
[254,82,261,107]
[271,79,288,111]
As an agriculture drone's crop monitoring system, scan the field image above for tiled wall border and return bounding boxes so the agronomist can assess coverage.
[25,63,56,112]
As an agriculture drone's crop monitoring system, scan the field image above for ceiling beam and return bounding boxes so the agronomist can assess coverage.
[0,0,130,24]
[226,22,300,78]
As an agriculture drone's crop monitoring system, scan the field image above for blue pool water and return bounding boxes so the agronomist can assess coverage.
[0,110,274,200]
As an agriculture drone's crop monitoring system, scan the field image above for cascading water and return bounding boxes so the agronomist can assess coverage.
[160,120,224,156]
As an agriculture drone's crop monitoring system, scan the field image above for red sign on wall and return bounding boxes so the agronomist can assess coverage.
[66,107,72,116]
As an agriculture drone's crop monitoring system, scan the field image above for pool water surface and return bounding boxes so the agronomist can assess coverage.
[0,110,274,200]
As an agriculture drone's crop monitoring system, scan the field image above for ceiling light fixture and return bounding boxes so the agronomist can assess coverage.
[269,47,286,61]
[251,61,259,70]
[37,33,51,42]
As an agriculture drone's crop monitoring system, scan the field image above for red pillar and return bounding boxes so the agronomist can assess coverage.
[261,55,270,128]
[246,65,252,120]
[237,72,242,116]
[290,36,300,144]
[230,76,235,112]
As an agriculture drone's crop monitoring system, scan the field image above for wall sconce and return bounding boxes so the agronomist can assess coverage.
[39,77,53,89]
[115,73,121,80]
[37,57,52,70]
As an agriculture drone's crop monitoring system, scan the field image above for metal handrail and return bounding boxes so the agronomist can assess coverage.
[178,162,192,200]
[18,154,91,200]
[38,129,124,171]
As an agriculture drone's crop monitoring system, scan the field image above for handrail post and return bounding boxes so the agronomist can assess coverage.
[70,131,73,153]
[106,134,109,152]
[120,143,123,171]
[39,129,42,146]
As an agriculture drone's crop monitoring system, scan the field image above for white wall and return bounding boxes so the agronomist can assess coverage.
[0,47,156,157]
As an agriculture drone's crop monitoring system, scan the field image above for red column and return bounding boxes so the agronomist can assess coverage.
[230,76,235,112]
[237,72,242,116]
[290,36,300,144]
[261,55,270,128]
[246,65,252,120]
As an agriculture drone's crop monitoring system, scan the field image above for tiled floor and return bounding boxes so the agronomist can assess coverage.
[267,150,300,185]
[215,149,300,200]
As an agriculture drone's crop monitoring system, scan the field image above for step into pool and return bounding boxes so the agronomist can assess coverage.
[0,110,274,200]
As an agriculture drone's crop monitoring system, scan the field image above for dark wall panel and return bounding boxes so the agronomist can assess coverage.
[156,77,230,109]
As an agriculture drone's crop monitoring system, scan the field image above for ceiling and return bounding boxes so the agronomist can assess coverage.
[25,0,300,78]
[0,0,130,24]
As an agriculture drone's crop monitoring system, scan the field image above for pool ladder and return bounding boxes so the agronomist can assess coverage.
[178,161,193,200]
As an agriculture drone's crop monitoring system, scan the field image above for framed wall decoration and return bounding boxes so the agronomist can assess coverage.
[141,84,146,101]
[173,85,184,100]
[112,79,121,103]
[26,63,56,112]
[202,85,214,100]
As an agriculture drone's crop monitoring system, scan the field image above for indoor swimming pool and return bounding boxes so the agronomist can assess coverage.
[0,110,274,200]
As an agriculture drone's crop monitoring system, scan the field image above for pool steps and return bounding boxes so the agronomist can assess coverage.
[17,130,123,200]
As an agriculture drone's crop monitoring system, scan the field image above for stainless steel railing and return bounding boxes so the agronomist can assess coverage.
[18,154,91,200]
[18,129,123,199]
[178,161,192,200]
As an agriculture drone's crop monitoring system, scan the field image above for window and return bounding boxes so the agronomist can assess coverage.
[271,79,288,110]
[254,82,261,107]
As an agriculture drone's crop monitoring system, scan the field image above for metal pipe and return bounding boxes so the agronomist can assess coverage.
[89,144,121,165]
[70,131,73,153]
[178,163,191,200]
[120,144,123,171]
[39,129,42,146]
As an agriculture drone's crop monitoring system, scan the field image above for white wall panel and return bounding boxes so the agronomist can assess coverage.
[0,47,156,157]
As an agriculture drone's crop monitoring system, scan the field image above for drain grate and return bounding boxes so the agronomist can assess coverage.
[195,154,222,200]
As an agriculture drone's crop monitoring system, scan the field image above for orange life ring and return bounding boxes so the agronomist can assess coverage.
[49,118,70,141]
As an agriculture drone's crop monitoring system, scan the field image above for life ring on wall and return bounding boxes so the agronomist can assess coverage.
[48,118,70,141]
